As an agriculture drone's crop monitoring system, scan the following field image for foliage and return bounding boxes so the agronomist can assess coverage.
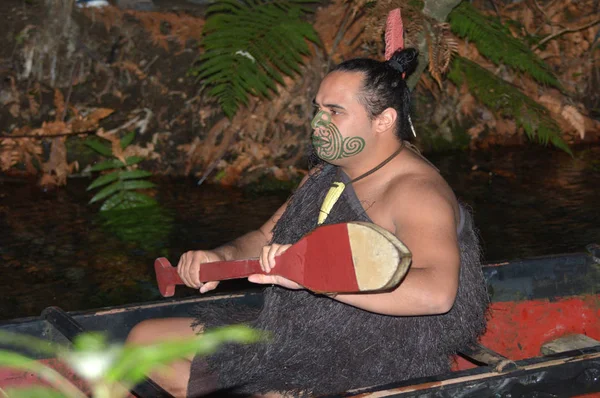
[448,57,571,154]
[97,206,174,252]
[0,84,113,186]
[0,326,261,398]
[86,132,157,211]
[347,0,578,152]
[82,6,206,52]
[447,2,560,88]
[417,122,471,152]
[190,0,320,118]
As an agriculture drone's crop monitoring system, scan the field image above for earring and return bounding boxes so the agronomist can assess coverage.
[408,114,416,138]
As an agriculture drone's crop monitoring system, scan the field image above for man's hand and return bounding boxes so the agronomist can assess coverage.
[248,244,303,290]
[177,250,222,293]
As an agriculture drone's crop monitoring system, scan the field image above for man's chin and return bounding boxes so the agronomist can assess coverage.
[307,144,327,168]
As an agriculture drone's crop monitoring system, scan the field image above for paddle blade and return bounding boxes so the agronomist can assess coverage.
[348,222,412,291]
[155,257,179,297]
[299,222,412,293]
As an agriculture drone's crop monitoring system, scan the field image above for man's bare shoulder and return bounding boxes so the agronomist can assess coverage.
[385,170,458,226]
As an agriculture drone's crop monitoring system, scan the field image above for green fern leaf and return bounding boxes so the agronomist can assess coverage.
[448,2,560,88]
[119,170,154,180]
[122,180,157,190]
[90,159,125,172]
[126,156,144,166]
[87,171,120,191]
[449,56,570,154]
[85,138,113,157]
[194,0,320,118]
[100,191,157,211]
[89,181,122,204]
[120,131,136,149]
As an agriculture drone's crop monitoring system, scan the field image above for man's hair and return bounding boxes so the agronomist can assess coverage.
[331,48,419,141]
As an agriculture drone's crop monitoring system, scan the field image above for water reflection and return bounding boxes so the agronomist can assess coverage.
[0,144,599,320]
[97,205,174,253]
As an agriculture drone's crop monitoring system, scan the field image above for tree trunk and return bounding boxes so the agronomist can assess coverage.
[19,0,82,88]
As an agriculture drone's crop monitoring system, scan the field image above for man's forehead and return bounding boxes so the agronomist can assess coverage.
[315,71,364,105]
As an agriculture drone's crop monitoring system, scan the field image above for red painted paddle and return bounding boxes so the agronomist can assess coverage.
[155,222,412,297]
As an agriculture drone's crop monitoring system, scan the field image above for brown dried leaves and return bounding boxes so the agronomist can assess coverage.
[427,23,458,88]
[84,6,204,52]
[39,137,78,188]
[0,138,42,173]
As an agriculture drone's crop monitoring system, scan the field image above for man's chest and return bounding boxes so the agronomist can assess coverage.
[352,186,397,235]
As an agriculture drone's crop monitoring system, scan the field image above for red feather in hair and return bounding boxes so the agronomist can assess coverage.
[384,8,404,60]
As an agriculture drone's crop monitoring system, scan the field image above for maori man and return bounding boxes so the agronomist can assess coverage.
[126,48,489,397]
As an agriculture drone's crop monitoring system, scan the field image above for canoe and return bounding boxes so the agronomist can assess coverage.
[1,244,599,397]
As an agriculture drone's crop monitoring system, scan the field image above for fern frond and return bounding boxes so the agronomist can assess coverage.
[448,2,560,88]
[437,23,457,74]
[194,0,320,118]
[449,57,571,154]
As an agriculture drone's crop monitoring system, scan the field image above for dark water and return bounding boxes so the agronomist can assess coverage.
[1,144,599,321]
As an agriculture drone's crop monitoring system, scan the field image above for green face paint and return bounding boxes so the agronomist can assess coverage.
[311,110,365,161]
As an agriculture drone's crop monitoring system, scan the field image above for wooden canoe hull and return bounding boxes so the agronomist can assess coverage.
[1,246,599,397]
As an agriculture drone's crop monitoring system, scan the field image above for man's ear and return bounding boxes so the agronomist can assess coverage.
[374,107,397,134]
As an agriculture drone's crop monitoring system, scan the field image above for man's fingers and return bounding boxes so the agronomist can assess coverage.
[267,245,279,273]
[177,252,191,287]
[177,251,212,289]
[248,274,276,284]
[248,274,302,290]
[260,246,269,273]
[275,244,292,256]
[200,281,219,293]
[189,252,204,287]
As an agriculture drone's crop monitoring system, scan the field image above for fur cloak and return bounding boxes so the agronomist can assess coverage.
[188,164,488,396]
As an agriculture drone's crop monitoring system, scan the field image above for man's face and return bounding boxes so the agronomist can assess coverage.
[311,72,372,163]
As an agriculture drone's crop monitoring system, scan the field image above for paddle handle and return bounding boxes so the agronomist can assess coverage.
[154,257,263,297]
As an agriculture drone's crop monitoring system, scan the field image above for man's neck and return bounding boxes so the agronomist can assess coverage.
[339,141,404,182]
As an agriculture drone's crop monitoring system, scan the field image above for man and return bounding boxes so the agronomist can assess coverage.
[127,48,488,397]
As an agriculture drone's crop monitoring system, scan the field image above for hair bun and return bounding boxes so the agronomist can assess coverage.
[387,48,419,76]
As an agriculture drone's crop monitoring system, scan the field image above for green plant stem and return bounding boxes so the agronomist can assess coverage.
[32,362,87,398]
[92,382,113,398]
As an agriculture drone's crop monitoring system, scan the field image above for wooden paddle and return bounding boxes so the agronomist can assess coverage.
[155,222,412,297]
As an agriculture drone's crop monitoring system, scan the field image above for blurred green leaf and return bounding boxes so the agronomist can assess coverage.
[0,330,61,356]
[90,159,125,172]
[72,333,108,352]
[106,325,263,385]
[87,171,120,191]
[0,349,43,369]
[100,191,157,211]
[126,156,144,166]
[0,387,68,398]
[122,180,156,190]
[119,170,153,180]
[85,138,113,157]
[120,131,136,149]
[89,181,122,204]
[0,349,85,398]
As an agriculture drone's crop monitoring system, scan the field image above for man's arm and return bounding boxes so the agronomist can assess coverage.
[177,201,287,290]
[213,170,314,260]
[178,172,312,291]
[334,180,461,316]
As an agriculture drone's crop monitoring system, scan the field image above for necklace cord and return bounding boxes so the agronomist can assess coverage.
[347,141,405,184]
[318,142,405,225]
